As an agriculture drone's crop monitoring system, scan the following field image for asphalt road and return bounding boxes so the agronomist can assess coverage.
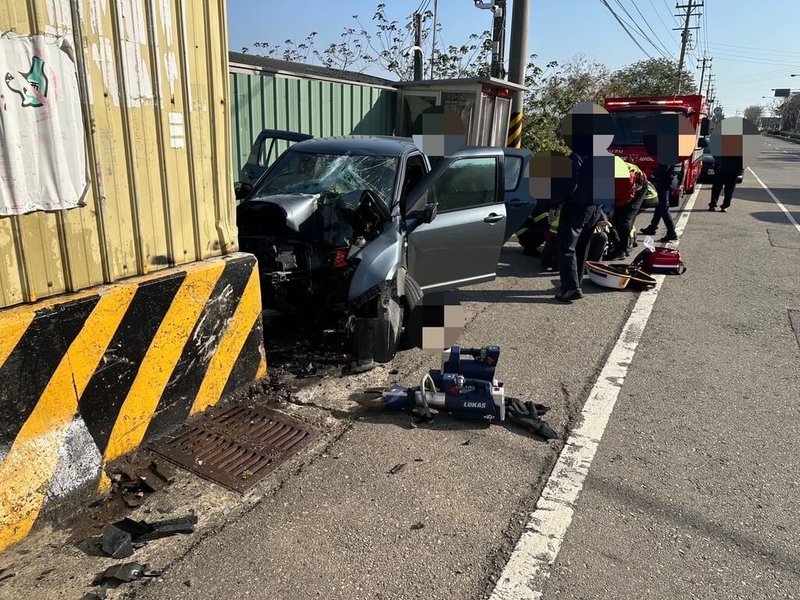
[540,136,800,599]
[2,138,797,600]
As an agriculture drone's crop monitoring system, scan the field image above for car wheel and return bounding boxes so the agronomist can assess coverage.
[373,281,404,364]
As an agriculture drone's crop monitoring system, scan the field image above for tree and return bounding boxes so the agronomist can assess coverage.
[776,93,800,131]
[608,58,697,97]
[743,105,764,123]
[521,55,614,153]
[250,4,491,80]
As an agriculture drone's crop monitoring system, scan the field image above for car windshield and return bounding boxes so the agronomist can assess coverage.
[610,110,685,146]
[254,150,398,206]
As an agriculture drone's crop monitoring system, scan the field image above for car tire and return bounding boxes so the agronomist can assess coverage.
[373,281,404,364]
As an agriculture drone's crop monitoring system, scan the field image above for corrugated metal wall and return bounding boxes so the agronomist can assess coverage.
[0,0,235,309]
[229,68,397,180]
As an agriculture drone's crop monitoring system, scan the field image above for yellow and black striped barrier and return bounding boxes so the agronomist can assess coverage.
[507,111,523,148]
[0,253,266,552]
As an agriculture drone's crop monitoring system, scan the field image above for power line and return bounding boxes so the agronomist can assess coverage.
[706,41,800,55]
[646,0,679,49]
[598,0,654,59]
[619,0,674,58]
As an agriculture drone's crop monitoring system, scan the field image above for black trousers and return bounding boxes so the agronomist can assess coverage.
[611,193,646,254]
[710,173,738,208]
[558,203,602,292]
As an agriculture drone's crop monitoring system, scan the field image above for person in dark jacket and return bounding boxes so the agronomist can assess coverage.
[639,162,679,243]
[708,155,742,212]
[555,141,610,302]
[545,102,617,303]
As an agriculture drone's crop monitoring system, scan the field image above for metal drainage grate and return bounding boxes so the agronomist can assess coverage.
[151,405,319,492]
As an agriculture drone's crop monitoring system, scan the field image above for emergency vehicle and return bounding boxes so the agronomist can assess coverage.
[604,95,710,206]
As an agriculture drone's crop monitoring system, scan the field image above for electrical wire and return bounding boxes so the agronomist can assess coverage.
[616,0,673,59]
[646,0,678,48]
[707,42,800,55]
[598,0,654,59]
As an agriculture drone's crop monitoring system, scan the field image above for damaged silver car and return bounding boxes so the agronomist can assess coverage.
[237,137,533,371]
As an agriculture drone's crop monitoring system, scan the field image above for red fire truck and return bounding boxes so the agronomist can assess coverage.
[604,95,710,206]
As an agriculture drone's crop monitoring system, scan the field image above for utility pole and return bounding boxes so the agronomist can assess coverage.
[491,0,507,79]
[697,56,712,97]
[413,12,423,81]
[473,0,507,79]
[429,0,438,79]
[674,0,703,94]
[507,0,530,147]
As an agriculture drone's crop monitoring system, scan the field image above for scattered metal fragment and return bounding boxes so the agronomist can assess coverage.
[410,522,425,531]
[138,461,174,492]
[100,515,197,557]
[388,463,406,475]
[93,562,147,586]
[461,439,471,446]
[101,522,135,559]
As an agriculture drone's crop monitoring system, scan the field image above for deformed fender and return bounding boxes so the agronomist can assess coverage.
[348,223,404,303]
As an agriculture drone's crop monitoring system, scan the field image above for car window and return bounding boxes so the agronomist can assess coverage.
[259,139,293,168]
[431,157,497,212]
[504,155,522,191]
[402,154,427,198]
[253,150,399,206]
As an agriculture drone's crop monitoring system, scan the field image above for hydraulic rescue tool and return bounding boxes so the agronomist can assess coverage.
[380,345,557,439]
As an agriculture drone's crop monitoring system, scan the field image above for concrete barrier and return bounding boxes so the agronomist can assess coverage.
[0,253,266,553]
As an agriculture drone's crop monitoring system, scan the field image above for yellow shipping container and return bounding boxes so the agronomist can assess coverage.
[0,0,236,309]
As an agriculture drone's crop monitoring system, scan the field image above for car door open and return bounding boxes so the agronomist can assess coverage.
[239,129,313,187]
[405,148,506,293]
[502,148,535,241]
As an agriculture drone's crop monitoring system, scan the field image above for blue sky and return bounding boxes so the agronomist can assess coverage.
[228,0,800,116]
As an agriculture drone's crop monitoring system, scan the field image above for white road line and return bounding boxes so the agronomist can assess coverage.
[748,167,800,233]
[490,187,701,600]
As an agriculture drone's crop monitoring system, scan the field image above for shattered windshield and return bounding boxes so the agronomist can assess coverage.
[254,150,398,206]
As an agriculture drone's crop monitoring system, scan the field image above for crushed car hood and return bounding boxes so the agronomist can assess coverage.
[238,191,389,249]
[248,193,320,233]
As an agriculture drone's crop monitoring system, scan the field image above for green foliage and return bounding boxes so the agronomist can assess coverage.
[776,93,800,131]
[743,105,764,123]
[608,58,697,97]
[521,55,613,153]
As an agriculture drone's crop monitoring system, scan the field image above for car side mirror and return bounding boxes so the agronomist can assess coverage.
[422,202,437,224]
[234,182,252,201]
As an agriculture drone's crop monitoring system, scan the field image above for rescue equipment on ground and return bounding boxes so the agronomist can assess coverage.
[632,246,686,274]
[586,261,631,289]
[379,346,557,440]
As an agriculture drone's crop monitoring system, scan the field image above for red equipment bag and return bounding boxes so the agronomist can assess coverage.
[632,247,686,274]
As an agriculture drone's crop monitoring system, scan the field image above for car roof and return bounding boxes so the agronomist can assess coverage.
[290,136,419,157]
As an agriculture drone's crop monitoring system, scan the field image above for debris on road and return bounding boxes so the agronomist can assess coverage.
[388,463,406,475]
[410,522,425,531]
[89,561,162,598]
[93,562,148,586]
[107,460,176,510]
[100,515,198,558]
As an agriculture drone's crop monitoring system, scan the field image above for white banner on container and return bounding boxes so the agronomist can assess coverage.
[0,33,88,216]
